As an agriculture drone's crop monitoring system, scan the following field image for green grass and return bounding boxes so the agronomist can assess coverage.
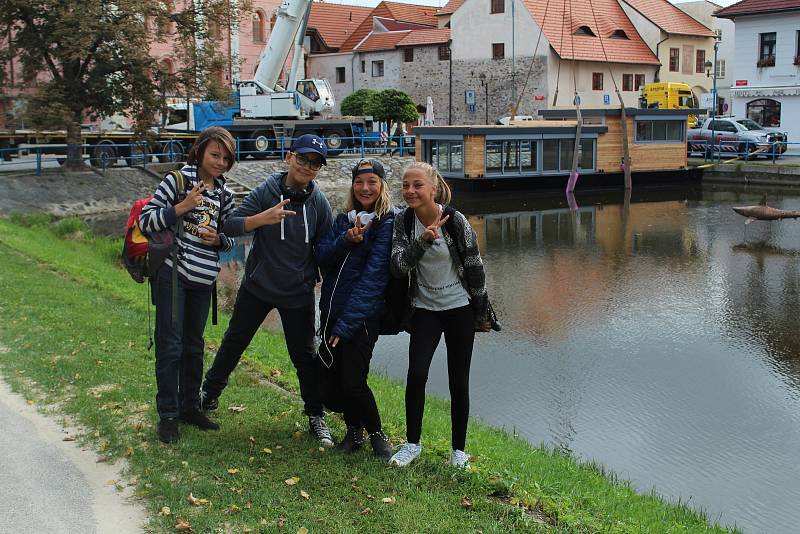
[0,215,740,533]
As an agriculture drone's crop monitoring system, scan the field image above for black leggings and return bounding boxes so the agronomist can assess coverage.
[405,305,475,451]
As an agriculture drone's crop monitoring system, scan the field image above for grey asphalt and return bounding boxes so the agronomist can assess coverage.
[0,379,146,534]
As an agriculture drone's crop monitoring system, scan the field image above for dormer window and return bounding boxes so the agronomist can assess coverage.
[610,29,629,39]
[574,25,596,37]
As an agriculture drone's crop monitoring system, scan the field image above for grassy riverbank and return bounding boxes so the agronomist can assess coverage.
[0,215,738,533]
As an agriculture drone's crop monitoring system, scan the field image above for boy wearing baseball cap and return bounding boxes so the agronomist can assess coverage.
[200,134,336,446]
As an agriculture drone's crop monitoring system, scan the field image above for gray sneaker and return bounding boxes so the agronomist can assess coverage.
[308,416,334,448]
[389,442,422,467]
[450,449,470,468]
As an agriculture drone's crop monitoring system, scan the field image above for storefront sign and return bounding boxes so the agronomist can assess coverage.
[732,87,800,97]
[735,80,748,86]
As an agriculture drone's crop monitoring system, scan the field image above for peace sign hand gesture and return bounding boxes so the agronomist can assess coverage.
[421,213,449,242]
[176,181,205,216]
[345,216,372,243]
[259,198,297,225]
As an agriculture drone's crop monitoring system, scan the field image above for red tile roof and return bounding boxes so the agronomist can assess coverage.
[437,0,465,16]
[522,0,660,65]
[622,0,716,36]
[339,1,437,52]
[397,28,451,46]
[354,31,412,52]
[375,17,433,31]
[715,0,800,18]
[308,3,373,50]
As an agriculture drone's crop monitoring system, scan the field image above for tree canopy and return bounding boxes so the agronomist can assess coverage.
[340,89,377,117]
[364,89,419,132]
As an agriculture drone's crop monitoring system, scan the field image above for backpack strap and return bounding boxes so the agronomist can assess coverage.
[168,169,186,329]
[404,207,414,239]
[441,205,466,265]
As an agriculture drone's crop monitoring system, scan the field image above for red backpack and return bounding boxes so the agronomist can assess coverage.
[122,170,186,283]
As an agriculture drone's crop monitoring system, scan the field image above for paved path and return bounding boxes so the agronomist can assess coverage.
[0,378,146,534]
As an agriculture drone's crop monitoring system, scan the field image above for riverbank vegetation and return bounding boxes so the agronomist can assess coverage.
[0,215,738,533]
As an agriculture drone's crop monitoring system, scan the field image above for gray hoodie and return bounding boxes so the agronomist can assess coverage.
[223,171,333,308]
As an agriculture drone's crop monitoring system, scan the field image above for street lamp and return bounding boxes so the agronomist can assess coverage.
[478,73,489,124]
[709,30,721,158]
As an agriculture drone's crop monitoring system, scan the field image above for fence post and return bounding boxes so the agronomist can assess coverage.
[36,148,42,177]
[235,137,240,161]
[360,135,365,158]
[772,142,776,164]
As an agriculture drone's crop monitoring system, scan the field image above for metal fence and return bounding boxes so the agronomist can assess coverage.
[687,139,796,164]
[0,134,417,176]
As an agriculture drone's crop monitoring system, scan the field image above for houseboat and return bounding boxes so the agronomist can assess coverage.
[412,108,704,192]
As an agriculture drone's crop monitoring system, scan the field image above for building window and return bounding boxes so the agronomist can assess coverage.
[372,60,384,77]
[492,43,504,60]
[575,26,596,37]
[635,120,685,143]
[543,138,595,172]
[634,74,645,91]
[715,59,726,78]
[796,31,800,64]
[610,29,629,40]
[335,67,346,84]
[490,0,504,14]
[622,74,633,91]
[404,48,414,62]
[669,48,679,72]
[361,60,365,73]
[252,11,266,43]
[592,72,603,91]
[747,98,781,126]
[438,45,450,61]
[428,141,464,174]
[758,33,776,66]
[696,50,705,74]
[208,20,221,40]
[485,140,538,175]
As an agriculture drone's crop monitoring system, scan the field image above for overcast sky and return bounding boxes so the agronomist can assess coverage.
[323,0,740,9]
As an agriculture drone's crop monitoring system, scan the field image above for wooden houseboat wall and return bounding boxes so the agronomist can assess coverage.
[413,108,704,191]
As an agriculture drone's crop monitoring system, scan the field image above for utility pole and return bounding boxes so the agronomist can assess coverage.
[709,30,721,158]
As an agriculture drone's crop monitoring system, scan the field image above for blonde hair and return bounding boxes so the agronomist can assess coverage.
[187,126,236,173]
[345,162,393,217]
[402,161,452,206]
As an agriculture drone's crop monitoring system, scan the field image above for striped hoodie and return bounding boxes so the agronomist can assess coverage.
[139,165,236,286]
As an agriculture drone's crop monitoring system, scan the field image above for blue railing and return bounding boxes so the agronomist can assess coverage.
[0,135,417,175]
[687,138,796,163]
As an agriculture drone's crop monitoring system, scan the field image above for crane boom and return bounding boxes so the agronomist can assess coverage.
[252,0,312,91]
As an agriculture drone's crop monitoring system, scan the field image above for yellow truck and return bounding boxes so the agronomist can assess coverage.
[639,82,699,127]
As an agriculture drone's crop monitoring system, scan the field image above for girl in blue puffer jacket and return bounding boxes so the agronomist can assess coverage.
[315,159,394,461]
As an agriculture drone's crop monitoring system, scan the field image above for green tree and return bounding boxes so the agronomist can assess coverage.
[340,88,377,117]
[365,89,419,138]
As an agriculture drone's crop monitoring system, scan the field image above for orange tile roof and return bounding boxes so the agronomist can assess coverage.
[437,0,465,16]
[397,28,451,47]
[522,0,660,65]
[308,3,373,49]
[338,1,437,52]
[622,0,716,37]
[715,0,800,18]
[354,31,412,52]
[376,17,433,31]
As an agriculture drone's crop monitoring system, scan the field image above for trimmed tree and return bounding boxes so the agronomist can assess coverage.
[340,89,378,117]
[365,89,419,138]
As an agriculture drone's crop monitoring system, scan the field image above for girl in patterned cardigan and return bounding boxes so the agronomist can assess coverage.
[388,161,492,469]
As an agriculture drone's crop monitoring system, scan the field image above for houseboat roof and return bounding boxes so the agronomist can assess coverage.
[539,108,707,118]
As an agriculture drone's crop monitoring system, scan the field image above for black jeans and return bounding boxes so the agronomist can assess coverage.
[320,316,382,433]
[405,305,475,451]
[202,286,323,416]
[152,271,211,419]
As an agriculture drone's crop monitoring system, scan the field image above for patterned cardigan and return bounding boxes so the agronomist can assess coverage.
[390,206,490,327]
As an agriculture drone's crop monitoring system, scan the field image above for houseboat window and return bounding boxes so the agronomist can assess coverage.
[521,141,535,172]
[485,140,537,175]
[428,140,463,174]
[543,139,559,171]
[635,120,684,142]
[486,141,503,173]
[451,143,463,171]
[542,138,595,172]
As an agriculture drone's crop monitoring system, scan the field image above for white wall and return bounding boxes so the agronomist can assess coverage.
[451,0,542,60]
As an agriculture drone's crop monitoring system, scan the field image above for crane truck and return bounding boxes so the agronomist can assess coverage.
[0,0,377,166]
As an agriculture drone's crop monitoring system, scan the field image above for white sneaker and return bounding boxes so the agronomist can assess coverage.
[308,416,334,448]
[389,442,422,467]
[450,449,470,468]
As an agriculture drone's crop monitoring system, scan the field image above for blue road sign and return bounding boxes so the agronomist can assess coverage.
[603,94,610,105]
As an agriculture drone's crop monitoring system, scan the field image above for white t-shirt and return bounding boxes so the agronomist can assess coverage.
[414,210,470,311]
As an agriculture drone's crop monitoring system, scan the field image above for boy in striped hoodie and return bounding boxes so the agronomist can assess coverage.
[139,127,237,443]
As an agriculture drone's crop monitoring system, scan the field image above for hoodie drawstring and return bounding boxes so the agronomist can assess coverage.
[302,204,309,244]
[280,194,285,241]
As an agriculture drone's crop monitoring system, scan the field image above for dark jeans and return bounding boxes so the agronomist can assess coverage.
[320,316,382,433]
[152,271,211,419]
[405,305,475,451]
[202,286,323,416]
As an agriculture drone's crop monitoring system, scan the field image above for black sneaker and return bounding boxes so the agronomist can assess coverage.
[338,426,365,454]
[308,415,334,448]
[158,417,180,443]
[369,431,392,462]
[180,409,220,431]
[199,388,218,412]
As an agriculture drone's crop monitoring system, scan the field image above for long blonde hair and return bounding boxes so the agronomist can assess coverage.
[402,161,452,205]
[345,161,393,217]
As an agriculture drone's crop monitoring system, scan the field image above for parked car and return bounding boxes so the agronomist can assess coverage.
[687,117,788,158]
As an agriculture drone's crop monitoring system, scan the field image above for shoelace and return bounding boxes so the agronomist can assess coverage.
[309,417,332,439]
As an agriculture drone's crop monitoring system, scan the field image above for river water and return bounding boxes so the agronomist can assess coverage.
[110,182,800,533]
[369,184,800,534]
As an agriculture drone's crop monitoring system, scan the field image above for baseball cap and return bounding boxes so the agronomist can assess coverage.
[351,158,386,181]
[290,134,327,165]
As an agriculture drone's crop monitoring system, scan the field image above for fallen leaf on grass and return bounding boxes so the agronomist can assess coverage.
[249,436,257,445]
[159,506,171,516]
[277,516,286,528]
[228,405,246,413]
[297,528,308,534]
[270,368,282,377]
[382,497,396,504]
[187,493,209,506]
[227,468,240,475]
[359,508,372,515]
[366,494,374,501]
[224,504,241,514]
[461,496,472,509]
[124,447,134,458]
[174,516,194,532]
[284,477,300,486]
[262,448,272,454]
[300,490,310,500]
[245,501,252,509]
[275,445,283,450]
[62,436,76,442]
[292,431,302,439]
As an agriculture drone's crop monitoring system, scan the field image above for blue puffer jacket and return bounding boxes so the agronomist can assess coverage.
[316,213,393,341]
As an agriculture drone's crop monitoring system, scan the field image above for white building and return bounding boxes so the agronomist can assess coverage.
[715,0,800,140]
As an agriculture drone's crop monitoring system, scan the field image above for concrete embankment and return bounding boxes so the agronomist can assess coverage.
[699,158,800,187]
